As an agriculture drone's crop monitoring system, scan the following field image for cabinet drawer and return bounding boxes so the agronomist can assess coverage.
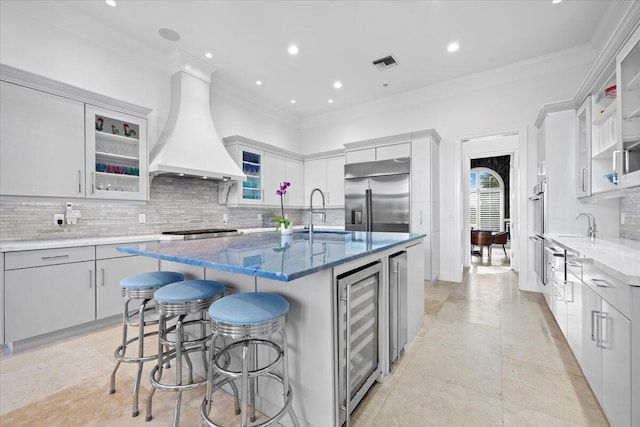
[5,246,95,270]
[96,243,152,260]
[582,259,631,319]
[565,250,582,282]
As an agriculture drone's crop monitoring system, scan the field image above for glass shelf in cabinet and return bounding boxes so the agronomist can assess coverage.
[95,130,139,143]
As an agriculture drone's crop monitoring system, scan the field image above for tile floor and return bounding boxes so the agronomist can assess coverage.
[0,251,608,426]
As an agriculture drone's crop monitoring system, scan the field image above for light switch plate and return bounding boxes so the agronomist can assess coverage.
[139,214,146,223]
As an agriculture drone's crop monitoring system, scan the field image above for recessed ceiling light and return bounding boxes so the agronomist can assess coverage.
[255,80,263,86]
[328,99,334,104]
[288,45,299,55]
[202,176,208,179]
[447,42,460,53]
[383,83,389,87]
[105,0,117,6]
[158,28,181,42]
[552,0,562,3]
[333,81,343,89]
[290,99,296,104]
[179,173,184,176]
[205,52,213,59]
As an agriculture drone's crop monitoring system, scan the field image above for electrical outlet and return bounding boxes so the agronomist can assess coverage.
[621,213,626,225]
[257,213,263,221]
[54,214,64,226]
[223,213,228,224]
[139,214,146,223]
[284,213,289,220]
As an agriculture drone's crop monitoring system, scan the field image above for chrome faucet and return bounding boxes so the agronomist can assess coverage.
[309,188,326,233]
[576,212,597,241]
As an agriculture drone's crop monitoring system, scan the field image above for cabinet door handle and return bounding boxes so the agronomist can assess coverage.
[419,209,423,225]
[597,312,608,348]
[581,169,586,192]
[91,172,95,194]
[591,310,600,342]
[566,261,581,267]
[78,170,82,193]
[88,270,93,288]
[41,254,70,261]
[624,150,630,174]
[590,278,611,288]
[101,268,105,286]
[327,192,330,205]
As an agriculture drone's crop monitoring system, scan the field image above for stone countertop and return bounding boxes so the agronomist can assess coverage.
[117,230,425,282]
[546,235,640,286]
[0,234,180,252]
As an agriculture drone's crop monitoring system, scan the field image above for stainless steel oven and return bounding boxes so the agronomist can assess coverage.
[529,179,547,285]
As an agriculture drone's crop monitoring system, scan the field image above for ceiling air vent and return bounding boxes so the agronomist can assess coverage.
[372,55,398,70]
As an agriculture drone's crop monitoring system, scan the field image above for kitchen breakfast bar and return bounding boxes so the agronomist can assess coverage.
[118,230,425,427]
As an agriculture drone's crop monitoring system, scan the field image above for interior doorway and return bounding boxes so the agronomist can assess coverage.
[462,133,520,272]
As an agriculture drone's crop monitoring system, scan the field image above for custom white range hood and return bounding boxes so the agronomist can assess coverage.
[149,51,246,182]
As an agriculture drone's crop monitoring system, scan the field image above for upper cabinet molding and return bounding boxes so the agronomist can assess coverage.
[574,2,640,108]
[534,99,576,129]
[343,129,441,151]
[303,148,345,161]
[223,135,303,160]
[0,64,151,118]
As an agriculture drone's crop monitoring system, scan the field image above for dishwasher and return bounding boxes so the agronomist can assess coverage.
[336,261,382,427]
[389,251,408,368]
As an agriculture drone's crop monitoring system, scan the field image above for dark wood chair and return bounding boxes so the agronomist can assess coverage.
[471,231,493,257]
[492,231,509,258]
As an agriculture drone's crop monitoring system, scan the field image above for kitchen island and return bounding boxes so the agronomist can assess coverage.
[118,230,425,427]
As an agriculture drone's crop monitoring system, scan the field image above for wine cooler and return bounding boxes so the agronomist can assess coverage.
[336,261,382,427]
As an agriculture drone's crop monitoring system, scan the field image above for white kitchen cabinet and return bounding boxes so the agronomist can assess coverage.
[95,245,159,319]
[410,131,440,281]
[551,280,568,338]
[224,136,304,207]
[566,278,583,365]
[375,143,411,160]
[303,154,345,208]
[576,97,592,198]
[285,157,304,207]
[406,242,425,344]
[345,148,375,164]
[85,105,148,200]
[159,259,205,280]
[0,81,85,198]
[344,143,410,164]
[5,254,95,342]
[578,265,632,427]
[263,151,286,206]
[616,24,640,189]
[601,299,631,427]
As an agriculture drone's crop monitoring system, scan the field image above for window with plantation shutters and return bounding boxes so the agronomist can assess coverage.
[470,168,504,231]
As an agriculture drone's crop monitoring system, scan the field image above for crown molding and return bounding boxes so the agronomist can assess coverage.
[534,99,576,129]
[1,64,152,117]
[343,129,441,151]
[301,45,595,130]
[223,135,303,160]
[303,148,346,161]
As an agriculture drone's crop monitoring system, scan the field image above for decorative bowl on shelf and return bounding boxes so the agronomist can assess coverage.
[604,173,618,185]
[605,85,617,98]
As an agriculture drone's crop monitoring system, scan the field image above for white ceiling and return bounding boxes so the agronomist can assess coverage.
[13,1,621,118]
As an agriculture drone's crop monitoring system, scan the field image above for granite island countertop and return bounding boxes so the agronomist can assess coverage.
[117,230,425,282]
[546,234,640,286]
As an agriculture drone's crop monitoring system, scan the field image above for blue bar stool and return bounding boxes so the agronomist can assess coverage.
[146,280,226,426]
[110,271,185,417]
[201,292,300,427]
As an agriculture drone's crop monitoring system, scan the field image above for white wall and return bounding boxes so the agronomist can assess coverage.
[0,1,300,154]
[300,54,595,284]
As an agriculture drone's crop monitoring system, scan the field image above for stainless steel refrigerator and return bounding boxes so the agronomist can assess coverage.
[345,158,410,232]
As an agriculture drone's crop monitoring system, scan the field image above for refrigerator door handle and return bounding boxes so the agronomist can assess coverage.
[365,189,373,232]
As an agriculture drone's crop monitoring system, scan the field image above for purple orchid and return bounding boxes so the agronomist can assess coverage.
[272,180,292,230]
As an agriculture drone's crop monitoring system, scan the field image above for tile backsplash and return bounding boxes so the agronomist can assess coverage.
[0,176,344,242]
[619,192,640,241]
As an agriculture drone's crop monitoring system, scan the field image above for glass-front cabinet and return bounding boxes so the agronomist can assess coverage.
[576,97,591,198]
[240,147,263,204]
[616,25,640,188]
[85,105,148,200]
